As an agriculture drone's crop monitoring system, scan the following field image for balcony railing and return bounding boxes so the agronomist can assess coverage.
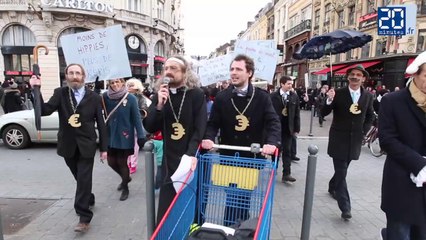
[284,19,311,40]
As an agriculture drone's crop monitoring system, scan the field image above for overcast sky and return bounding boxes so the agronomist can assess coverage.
[181,0,270,57]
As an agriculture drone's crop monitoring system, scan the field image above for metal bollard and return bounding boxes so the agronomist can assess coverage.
[301,145,319,240]
[308,106,315,137]
[0,210,3,240]
[144,140,155,239]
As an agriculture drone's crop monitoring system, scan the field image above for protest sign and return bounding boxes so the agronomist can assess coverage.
[234,40,278,83]
[198,54,233,86]
[60,25,131,83]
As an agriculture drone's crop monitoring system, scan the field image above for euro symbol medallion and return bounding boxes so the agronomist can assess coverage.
[282,107,288,116]
[349,103,361,115]
[235,114,250,131]
[68,113,81,128]
[171,122,185,140]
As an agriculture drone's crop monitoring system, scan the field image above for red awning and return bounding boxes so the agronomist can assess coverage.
[131,63,149,67]
[335,61,381,75]
[404,58,416,78]
[313,64,348,75]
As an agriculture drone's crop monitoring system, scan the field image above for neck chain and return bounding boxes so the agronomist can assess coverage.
[231,86,255,115]
[69,88,79,113]
[168,87,187,123]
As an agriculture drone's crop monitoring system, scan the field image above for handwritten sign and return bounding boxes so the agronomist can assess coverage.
[60,25,131,83]
[234,40,278,83]
[198,54,233,86]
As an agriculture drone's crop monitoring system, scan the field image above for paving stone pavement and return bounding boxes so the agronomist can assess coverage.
[0,110,386,239]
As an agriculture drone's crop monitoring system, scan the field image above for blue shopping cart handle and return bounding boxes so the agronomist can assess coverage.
[212,143,262,153]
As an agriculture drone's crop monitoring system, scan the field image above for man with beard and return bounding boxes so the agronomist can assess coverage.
[29,63,108,233]
[322,65,374,220]
[143,56,207,224]
[202,54,280,226]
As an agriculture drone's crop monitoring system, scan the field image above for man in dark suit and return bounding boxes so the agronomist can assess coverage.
[30,63,108,233]
[379,55,426,239]
[271,76,300,183]
[202,54,280,226]
[322,65,374,220]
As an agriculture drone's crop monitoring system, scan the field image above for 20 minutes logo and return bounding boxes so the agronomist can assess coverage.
[378,4,417,36]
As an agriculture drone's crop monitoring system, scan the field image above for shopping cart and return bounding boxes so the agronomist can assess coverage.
[151,143,278,240]
[198,144,278,239]
[150,166,198,240]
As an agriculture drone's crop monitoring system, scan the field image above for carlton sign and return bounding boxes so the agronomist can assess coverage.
[40,0,114,13]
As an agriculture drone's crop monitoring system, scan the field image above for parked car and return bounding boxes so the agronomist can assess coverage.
[0,110,59,149]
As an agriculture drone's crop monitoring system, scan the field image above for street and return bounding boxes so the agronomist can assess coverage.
[0,110,386,240]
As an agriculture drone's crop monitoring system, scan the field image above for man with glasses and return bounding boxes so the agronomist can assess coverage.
[29,63,108,233]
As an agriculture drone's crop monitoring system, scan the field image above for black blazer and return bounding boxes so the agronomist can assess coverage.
[322,87,374,160]
[204,84,281,157]
[39,87,108,159]
[270,90,300,135]
[379,87,426,225]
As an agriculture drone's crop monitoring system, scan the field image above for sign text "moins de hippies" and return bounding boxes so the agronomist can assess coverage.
[40,0,114,13]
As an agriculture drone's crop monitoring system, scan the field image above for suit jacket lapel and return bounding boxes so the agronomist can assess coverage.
[357,87,368,109]
[344,87,352,107]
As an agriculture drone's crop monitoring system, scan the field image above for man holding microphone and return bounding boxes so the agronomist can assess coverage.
[143,56,207,224]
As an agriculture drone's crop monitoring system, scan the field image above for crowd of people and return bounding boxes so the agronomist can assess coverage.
[8,51,423,238]
[0,78,32,114]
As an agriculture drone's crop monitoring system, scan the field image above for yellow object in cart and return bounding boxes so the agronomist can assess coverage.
[211,164,259,190]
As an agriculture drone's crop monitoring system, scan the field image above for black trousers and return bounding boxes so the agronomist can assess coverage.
[328,158,352,213]
[291,135,297,158]
[281,134,293,175]
[64,148,95,223]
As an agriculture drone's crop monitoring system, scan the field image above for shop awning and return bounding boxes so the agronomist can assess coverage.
[335,61,382,75]
[313,64,348,75]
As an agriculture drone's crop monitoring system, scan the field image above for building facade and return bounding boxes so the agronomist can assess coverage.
[282,0,312,87]
[310,0,426,90]
[0,0,183,97]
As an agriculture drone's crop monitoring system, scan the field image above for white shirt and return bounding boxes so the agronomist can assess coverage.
[280,89,289,100]
[74,86,85,105]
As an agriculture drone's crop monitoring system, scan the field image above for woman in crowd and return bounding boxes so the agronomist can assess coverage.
[126,78,151,174]
[102,78,145,201]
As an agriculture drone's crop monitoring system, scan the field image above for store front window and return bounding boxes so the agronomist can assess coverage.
[1,24,36,84]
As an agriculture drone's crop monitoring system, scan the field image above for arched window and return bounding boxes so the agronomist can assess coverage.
[154,41,165,56]
[57,27,89,47]
[2,25,37,83]
[2,25,36,46]
[153,41,166,77]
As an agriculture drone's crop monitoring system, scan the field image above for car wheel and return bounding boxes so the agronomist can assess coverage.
[2,124,31,149]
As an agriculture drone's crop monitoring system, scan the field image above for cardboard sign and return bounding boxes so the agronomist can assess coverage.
[198,54,233,86]
[60,25,131,83]
[234,40,278,83]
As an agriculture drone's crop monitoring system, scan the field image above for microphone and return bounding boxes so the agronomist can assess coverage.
[161,77,171,105]
[163,77,171,85]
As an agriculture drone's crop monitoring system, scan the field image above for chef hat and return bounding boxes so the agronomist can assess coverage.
[405,51,426,74]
